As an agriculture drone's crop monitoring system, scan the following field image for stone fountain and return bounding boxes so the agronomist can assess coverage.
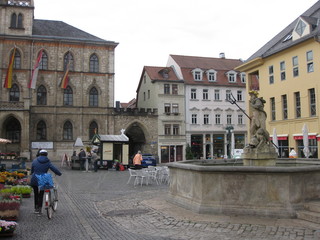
[168,91,320,218]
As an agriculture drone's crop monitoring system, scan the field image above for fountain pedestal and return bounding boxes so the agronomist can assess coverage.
[242,145,278,166]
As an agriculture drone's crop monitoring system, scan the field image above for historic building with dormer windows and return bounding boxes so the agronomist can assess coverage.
[167,54,247,159]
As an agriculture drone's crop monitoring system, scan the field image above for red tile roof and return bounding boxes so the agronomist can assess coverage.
[144,66,180,81]
[120,98,136,108]
[170,55,245,87]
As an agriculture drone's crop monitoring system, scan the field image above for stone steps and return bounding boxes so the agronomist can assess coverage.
[296,201,320,225]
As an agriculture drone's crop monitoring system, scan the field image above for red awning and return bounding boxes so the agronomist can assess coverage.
[293,135,316,140]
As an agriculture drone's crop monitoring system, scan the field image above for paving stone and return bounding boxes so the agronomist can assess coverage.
[9,165,319,240]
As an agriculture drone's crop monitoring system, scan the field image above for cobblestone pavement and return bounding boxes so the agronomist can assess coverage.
[7,165,320,240]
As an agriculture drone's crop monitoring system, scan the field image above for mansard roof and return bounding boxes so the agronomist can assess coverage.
[246,1,320,62]
[32,19,117,45]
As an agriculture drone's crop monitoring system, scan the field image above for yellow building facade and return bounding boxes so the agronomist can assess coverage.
[236,3,320,158]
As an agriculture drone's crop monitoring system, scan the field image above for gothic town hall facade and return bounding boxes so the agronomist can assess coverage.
[0,0,122,159]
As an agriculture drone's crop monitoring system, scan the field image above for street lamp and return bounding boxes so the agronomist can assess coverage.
[225,125,234,159]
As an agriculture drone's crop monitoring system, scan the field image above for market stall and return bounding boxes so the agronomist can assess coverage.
[91,130,129,169]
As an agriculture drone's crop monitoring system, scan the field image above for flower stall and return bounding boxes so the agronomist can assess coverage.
[0,220,17,237]
[0,169,30,237]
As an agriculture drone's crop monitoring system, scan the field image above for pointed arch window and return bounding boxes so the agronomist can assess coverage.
[89,54,99,73]
[10,13,23,29]
[63,86,73,106]
[89,121,98,140]
[5,117,21,143]
[36,120,47,140]
[10,13,17,28]
[37,85,47,105]
[13,49,21,69]
[39,51,48,70]
[17,13,23,28]
[89,87,98,106]
[63,121,73,140]
[9,84,20,102]
[64,52,74,71]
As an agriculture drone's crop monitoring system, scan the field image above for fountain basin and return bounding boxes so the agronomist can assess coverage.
[167,159,320,218]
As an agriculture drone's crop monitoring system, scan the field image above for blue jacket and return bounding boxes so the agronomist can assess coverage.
[30,156,62,186]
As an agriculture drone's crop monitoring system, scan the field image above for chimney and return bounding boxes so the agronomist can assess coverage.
[116,101,120,111]
[219,52,225,59]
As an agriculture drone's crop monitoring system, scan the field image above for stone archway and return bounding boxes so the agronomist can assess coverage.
[125,123,146,159]
[2,116,21,154]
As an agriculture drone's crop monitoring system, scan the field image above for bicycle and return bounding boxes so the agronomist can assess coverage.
[44,185,58,219]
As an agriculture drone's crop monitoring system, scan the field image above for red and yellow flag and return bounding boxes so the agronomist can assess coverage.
[60,67,69,89]
[60,52,71,89]
[3,48,16,88]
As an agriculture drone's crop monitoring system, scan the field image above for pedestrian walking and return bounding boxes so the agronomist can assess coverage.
[78,148,86,170]
[133,150,143,169]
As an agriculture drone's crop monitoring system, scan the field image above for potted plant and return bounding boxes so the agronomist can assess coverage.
[1,186,32,198]
[0,220,18,236]
[0,200,20,221]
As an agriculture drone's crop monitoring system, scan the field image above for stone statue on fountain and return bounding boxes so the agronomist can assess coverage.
[242,90,277,166]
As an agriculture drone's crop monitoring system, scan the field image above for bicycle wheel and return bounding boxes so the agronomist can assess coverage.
[45,191,53,219]
[52,188,58,211]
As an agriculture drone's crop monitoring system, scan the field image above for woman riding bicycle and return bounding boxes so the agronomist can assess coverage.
[30,149,62,215]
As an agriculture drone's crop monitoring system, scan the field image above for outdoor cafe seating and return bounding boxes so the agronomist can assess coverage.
[127,166,169,187]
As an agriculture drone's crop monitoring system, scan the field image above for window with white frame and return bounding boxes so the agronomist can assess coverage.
[164,84,170,94]
[164,124,171,135]
[238,114,243,125]
[214,89,220,100]
[203,89,208,100]
[191,89,197,99]
[237,90,243,101]
[292,56,299,77]
[204,114,209,125]
[207,70,217,82]
[309,88,316,116]
[227,114,232,124]
[269,65,274,84]
[215,114,221,124]
[240,73,246,83]
[173,124,179,135]
[282,94,288,120]
[172,104,179,114]
[192,68,203,81]
[226,90,231,101]
[306,50,314,73]
[172,84,178,94]
[227,71,237,82]
[270,97,276,121]
[280,61,286,81]
[164,103,171,114]
[192,114,197,124]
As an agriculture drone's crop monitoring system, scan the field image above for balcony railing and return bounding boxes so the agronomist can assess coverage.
[0,101,24,110]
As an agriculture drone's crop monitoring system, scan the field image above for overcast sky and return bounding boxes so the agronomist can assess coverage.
[34,0,318,103]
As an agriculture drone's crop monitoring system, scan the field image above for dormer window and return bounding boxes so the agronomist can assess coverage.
[159,68,170,79]
[295,19,306,36]
[192,68,203,81]
[207,70,217,82]
[292,16,317,41]
[227,71,237,83]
